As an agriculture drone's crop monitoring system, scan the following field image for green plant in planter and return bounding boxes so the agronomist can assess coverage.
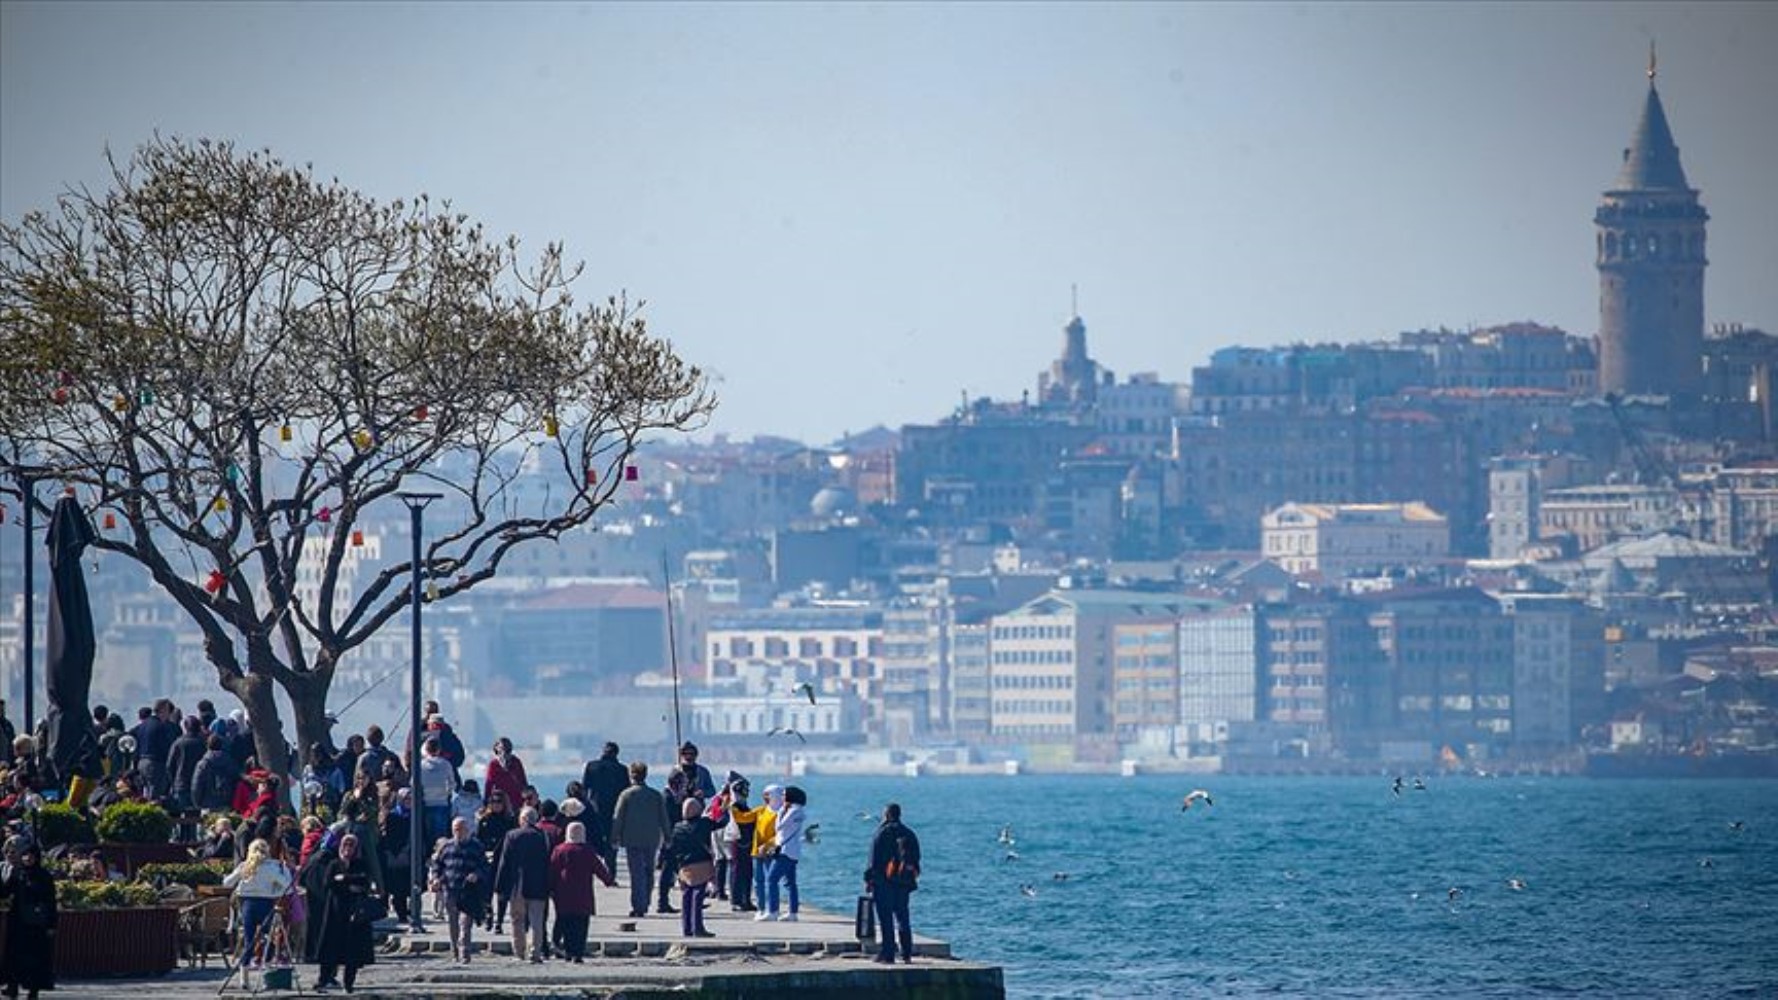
[54,879,161,910]
[33,802,97,847]
[95,801,175,844]
[137,861,227,887]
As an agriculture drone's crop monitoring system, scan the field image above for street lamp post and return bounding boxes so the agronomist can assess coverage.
[397,491,441,934]
[19,474,35,732]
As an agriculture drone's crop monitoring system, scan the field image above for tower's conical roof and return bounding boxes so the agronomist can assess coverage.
[1613,83,1690,192]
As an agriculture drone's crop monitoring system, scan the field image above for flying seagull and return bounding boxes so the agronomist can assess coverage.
[767,726,807,744]
[1003,850,1021,863]
[793,681,817,705]
[1506,878,1527,891]
[1413,777,1427,791]
[856,811,877,822]
[1728,820,1746,833]
[1019,884,1038,898]
[1392,776,1404,797]
[1447,886,1463,902]
[997,824,1016,845]
[803,823,821,845]
[1180,789,1214,811]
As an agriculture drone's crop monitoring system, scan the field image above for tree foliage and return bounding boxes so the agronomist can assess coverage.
[0,137,714,777]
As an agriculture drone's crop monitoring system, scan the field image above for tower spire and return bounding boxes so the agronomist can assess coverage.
[1647,40,1657,85]
[1070,282,1078,319]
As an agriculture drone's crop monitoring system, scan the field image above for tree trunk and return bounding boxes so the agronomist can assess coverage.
[286,670,335,766]
[221,671,293,811]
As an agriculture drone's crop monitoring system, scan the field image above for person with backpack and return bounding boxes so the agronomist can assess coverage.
[191,735,241,812]
[864,802,922,965]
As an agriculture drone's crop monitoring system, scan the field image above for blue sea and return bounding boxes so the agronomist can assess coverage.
[779,775,1778,999]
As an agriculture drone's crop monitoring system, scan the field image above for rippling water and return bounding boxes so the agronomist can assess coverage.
[780,774,1778,999]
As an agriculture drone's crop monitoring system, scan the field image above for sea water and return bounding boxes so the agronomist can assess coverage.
[776,774,1778,999]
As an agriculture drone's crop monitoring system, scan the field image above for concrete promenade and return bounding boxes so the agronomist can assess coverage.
[48,877,1003,999]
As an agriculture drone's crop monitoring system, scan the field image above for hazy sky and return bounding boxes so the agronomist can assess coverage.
[4,2,1775,444]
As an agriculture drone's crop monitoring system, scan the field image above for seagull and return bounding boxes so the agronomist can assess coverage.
[1413,777,1427,791]
[855,811,876,822]
[802,824,821,845]
[767,727,807,744]
[1003,850,1021,863]
[1019,884,1038,898]
[1181,789,1214,811]
[1051,871,1070,882]
[1447,886,1463,902]
[792,681,817,705]
[1728,821,1746,833]
[1392,776,1404,797]
[997,824,1016,845]
[1698,858,1714,869]
[1506,878,1527,891]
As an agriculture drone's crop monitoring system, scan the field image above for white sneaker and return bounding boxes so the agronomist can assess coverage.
[777,912,798,922]
[753,912,773,922]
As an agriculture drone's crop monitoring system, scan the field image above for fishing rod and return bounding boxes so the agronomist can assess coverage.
[330,666,404,721]
[662,551,683,748]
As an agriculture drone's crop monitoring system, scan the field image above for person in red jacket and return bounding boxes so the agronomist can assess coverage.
[483,737,527,808]
[547,821,614,963]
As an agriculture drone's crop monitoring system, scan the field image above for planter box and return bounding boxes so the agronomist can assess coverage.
[0,906,179,977]
[96,842,196,879]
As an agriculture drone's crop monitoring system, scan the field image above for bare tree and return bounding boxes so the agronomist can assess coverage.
[0,137,714,782]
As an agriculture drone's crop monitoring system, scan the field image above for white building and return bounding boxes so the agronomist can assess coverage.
[1177,605,1259,751]
[1261,501,1450,579]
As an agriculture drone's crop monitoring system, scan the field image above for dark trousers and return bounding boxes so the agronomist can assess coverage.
[556,913,590,959]
[729,846,754,908]
[318,962,361,990]
[623,847,655,916]
[874,883,913,961]
[657,851,679,910]
[680,882,708,936]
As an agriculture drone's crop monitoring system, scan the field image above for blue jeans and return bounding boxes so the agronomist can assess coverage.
[424,805,451,846]
[753,855,773,910]
[238,895,276,963]
[766,856,798,915]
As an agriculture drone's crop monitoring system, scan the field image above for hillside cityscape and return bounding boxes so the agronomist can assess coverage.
[4,60,1776,781]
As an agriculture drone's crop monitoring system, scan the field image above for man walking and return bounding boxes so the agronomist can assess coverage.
[580,742,628,874]
[609,761,671,919]
[864,802,922,964]
[493,806,552,962]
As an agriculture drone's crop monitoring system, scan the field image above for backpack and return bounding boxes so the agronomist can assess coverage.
[884,832,920,889]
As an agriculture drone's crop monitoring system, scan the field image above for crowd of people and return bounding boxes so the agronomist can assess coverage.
[0,693,923,991]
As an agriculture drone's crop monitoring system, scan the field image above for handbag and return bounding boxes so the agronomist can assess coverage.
[854,893,876,940]
[353,894,389,924]
[677,859,716,887]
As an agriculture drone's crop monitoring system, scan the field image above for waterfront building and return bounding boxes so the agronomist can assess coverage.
[1177,605,1261,754]
[1111,618,1184,736]
[705,604,886,733]
[1494,593,1607,752]
[988,589,1198,752]
[1539,483,1684,552]
[1359,588,1517,759]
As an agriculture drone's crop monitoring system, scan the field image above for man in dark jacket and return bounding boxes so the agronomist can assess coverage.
[190,736,241,812]
[609,761,671,919]
[131,700,180,799]
[165,716,208,810]
[580,742,628,874]
[493,806,551,963]
[864,802,922,965]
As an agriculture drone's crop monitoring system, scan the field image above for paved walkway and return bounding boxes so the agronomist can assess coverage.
[46,877,979,999]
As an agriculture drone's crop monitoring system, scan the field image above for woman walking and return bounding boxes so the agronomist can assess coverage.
[314,833,379,993]
[476,790,517,932]
[548,821,615,962]
[0,842,56,1000]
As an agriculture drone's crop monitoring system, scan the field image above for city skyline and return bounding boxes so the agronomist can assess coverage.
[3,2,1776,443]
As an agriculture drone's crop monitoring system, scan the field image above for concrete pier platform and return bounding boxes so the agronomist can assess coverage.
[46,878,1002,999]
